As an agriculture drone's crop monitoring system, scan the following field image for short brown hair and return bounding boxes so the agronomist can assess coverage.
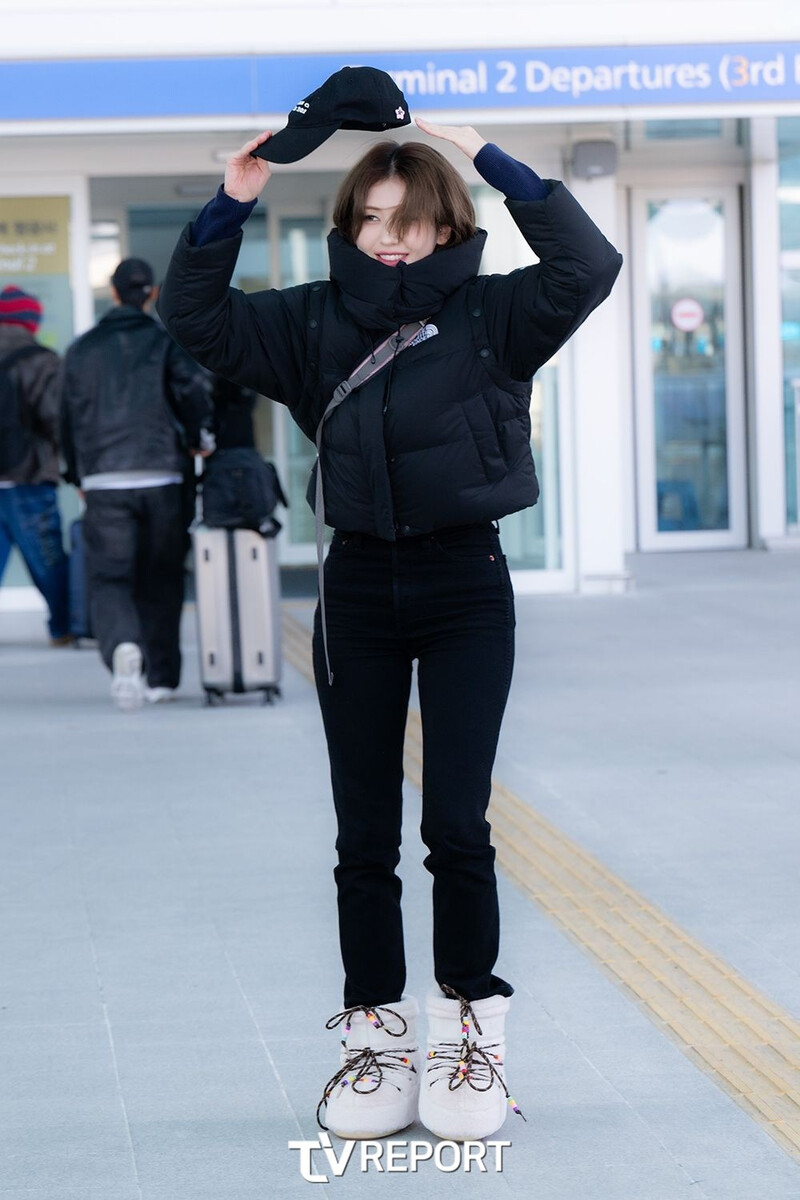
[333,140,477,249]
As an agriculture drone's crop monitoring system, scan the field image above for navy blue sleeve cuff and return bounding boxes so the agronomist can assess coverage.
[473,143,549,202]
[190,184,258,247]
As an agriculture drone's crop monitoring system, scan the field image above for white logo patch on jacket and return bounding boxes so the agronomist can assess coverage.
[408,323,439,349]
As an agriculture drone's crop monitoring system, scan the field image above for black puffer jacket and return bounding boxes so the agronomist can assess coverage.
[158,181,622,538]
[60,306,211,485]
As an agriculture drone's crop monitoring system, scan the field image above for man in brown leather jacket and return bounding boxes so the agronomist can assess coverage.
[0,285,69,644]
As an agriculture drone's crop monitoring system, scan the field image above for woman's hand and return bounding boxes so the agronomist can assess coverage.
[414,117,486,161]
[223,132,273,203]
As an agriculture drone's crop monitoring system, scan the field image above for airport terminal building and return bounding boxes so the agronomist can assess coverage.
[2,1,800,613]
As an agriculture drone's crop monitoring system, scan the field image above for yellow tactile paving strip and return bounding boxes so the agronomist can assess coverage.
[281,603,800,1162]
[281,604,316,679]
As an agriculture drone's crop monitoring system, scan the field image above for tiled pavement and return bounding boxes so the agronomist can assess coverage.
[1,549,799,1199]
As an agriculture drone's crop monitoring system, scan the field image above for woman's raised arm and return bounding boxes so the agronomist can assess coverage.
[224,131,274,203]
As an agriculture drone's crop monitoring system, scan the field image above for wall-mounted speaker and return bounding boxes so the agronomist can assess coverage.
[571,140,618,179]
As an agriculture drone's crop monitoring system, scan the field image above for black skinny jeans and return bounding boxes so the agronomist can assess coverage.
[312,523,516,1009]
[83,485,187,688]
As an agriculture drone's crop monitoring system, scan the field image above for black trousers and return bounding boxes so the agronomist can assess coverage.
[312,523,516,1009]
[83,485,187,689]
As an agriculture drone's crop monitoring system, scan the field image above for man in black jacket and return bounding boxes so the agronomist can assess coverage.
[61,258,212,710]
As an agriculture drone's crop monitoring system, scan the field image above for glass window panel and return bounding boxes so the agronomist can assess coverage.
[647,198,730,532]
[778,118,800,527]
[89,219,121,305]
[128,207,200,285]
[90,204,270,319]
[778,117,800,184]
[645,119,724,141]
[127,205,269,293]
[279,216,327,289]
[779,195,800,254]
[784,369,799,527]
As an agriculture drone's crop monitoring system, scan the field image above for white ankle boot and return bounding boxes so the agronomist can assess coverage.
[318,996,421,1139]
[418,985,524,1141]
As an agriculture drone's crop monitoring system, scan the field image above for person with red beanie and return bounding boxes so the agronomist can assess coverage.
[0,284,70,644]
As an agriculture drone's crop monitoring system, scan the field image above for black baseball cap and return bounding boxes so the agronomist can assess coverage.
[252,66,411,164]
[111,257,154,298]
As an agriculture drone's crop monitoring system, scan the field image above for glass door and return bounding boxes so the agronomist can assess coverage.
[631,188,747,549]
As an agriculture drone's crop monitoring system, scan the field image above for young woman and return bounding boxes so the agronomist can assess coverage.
[158,118,622,1142]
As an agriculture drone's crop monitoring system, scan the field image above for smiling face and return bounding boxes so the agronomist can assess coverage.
[355,177,451,267]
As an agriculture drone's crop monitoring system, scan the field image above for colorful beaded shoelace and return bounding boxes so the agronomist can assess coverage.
[426,985,525,1121]
[317,1002,418,1130]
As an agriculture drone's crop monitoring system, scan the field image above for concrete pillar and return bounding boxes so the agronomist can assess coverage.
[747,117,791,548]
[567,170,631,593]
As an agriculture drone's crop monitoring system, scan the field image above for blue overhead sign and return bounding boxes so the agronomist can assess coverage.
[385,43,800,108]
[1,43,800,122]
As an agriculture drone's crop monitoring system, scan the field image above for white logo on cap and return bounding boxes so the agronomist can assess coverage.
[293,101,310,116]
[395,107,405,120]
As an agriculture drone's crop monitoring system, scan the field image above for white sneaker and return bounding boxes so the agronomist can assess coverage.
[318,996,421,1139]
[110,642,144,712]
[145,687,178,704]
[418,985,525,1141]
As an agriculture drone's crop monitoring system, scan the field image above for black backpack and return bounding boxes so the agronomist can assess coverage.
[202,446,288,536]
[0,345,43,476]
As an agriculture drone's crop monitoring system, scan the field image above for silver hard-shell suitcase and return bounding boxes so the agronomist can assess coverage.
[193,526,282,705]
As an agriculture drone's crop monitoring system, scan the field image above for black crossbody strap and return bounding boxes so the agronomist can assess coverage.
[315,320,426,686]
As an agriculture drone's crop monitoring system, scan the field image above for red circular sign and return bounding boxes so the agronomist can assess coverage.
[671,298,704,333]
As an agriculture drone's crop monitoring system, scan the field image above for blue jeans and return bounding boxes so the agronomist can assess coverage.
[312,523,516,1008]
[0,484,70,639]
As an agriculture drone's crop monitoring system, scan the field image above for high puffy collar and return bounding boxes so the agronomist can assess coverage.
[328,227,487,332]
